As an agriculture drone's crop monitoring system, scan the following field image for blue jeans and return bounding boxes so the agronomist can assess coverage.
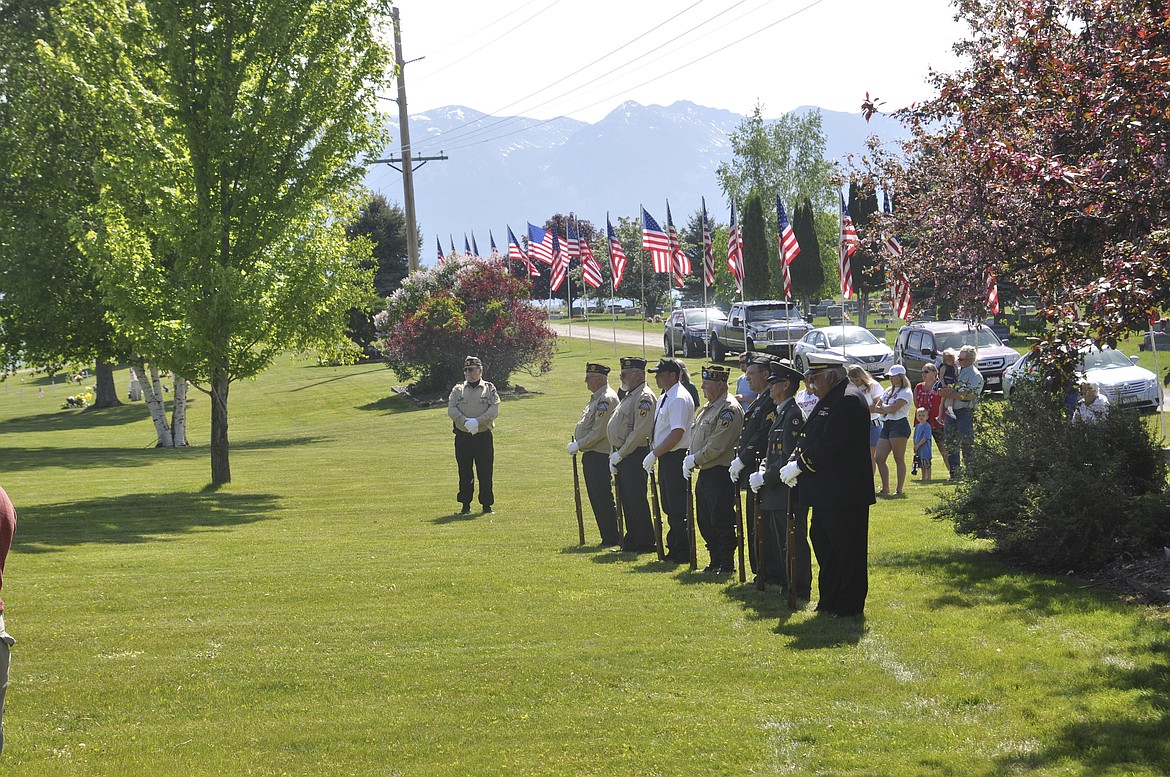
[945,407,975,476]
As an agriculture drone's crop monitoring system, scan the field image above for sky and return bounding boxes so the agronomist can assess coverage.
[390,0,969,124]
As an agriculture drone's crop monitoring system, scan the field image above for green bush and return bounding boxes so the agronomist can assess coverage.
[933,383,1170,572]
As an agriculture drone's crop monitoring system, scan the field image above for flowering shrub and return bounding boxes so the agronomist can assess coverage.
[376,256,556,391]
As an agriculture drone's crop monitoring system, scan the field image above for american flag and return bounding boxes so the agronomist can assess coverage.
[777,197,800,301]
[464,235,473,257]
[882,191,903,258]
[727,202,745,295]
[565,219,581,260]
[488,230,502,263]
[665,201,691,288]
[891,272,913,320]
[581,238,603,289]
[839,196,859,299]
[641,208,672,273]
[450,236,456,254]
[436,236,445,265]
[527,223,553,265]
[607,215,627,291]
[985,269,1000,315]
[471,232,480,258]
[550,232,568,292]
[701,197,716,288]
[507,226,526,263]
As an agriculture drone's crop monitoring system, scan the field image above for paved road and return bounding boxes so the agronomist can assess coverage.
[550,322,664,351]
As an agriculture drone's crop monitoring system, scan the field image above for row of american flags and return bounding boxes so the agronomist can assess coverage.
[436,192,1000,318]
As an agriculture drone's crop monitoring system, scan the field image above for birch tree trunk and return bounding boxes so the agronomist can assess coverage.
[135,359,173,447]
[170,375,188,447]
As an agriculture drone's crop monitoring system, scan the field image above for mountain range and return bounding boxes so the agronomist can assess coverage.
[366,101,909,259]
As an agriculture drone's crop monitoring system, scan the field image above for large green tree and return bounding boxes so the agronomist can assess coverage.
[847,180,882,325]
[53,0,393,484]
[346,194,411,356]
[789,199,826,307]
[740,192,771,300]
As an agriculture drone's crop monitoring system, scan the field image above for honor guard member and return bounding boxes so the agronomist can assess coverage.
[606,357,658,553]
[728,354,776,575]
[645,358,696,563]
[568,363,620,547]
[779,352,875,617]
[448,356,501,514]
[683,364,745,574]
[749,360,812,598]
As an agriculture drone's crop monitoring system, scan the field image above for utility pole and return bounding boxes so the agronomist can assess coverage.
[391,8,424,272]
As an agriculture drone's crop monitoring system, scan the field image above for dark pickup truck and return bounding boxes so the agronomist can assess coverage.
[708,300,813,361]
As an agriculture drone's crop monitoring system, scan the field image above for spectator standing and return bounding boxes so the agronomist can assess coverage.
[915,364,949,476]
[939,345,984,479]
[447,356,500,514]
[1072,381,1110,423]
[912,407,933,481]
[845,365,882,473]
[734,351,759,404]
[568,363,620,546]
[874,365,914,497]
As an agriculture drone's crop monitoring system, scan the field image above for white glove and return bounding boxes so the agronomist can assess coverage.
[779,460,801,487]
[728,456,745,481]
[641,451,657,473]
[682,454,696,480]
[464,417,479,435]
[609,451,622,469]
[748,471,765,492]
[567,440,580,455]
[609,461,618,476]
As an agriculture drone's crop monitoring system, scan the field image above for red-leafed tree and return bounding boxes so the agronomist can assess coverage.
[376,256,556,392]
[863,0,1170,374]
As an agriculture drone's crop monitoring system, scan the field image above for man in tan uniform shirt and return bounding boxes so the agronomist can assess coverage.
[683,364,745,573]
[568,363,620,546]
[605,356,658,553]
[448,356,501,514]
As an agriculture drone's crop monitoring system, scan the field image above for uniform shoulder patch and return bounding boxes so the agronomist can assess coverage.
[719,410,735,420]
[597,401,610,413]
[638,399,653,411]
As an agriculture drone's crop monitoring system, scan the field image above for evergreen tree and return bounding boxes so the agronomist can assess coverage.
[847,180,881,324]
[741,192,771,300]
[789,199,825,309]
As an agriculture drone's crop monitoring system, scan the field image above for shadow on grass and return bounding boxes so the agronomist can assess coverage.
[13,490,281,553]
[289,364,387,392]
[429,510,490,525]
[358,394,428,414]
[996,622,1170,773]
[0,403,149,432]
[775,613,867,648]
[3,436,326,475]
[230,435,329,451]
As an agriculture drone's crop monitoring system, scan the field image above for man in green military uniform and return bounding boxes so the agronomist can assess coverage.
[448,356,501,514]
[606,356,658,553]
[568,363,620,546]
[683,364,745,574]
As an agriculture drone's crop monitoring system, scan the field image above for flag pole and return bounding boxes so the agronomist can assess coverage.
[639,207,647,358]
[839,190,847,350]
[702,197,710,360]
[1150,318,1166,441]
[565,220,573,350]
[608,212,619,357]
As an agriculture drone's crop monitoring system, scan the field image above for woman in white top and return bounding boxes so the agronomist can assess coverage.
[845,365,883,473]
[874,364,914,496]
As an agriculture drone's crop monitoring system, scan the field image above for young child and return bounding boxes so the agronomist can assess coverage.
[913,407,933,481]
[935,348,959,424]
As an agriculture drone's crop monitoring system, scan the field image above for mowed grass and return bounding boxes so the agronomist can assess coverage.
[0,343,1167,776]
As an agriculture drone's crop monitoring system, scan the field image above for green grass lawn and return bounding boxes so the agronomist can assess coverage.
[0,347,1167,775]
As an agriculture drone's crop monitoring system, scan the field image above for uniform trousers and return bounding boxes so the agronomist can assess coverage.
[762,505,812,599]
[695,467,736,568]
[616,447,655,552]
[743,493,760,573]
[581,450,620,546]
[809,505,869,616]
[454,429,494,508]
[656,448,690,560]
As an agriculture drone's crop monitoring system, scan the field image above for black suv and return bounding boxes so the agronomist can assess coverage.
[893,320,1022,392]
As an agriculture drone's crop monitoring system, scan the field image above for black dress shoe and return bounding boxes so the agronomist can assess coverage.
[460,504,472,515]
[482,506,494,514]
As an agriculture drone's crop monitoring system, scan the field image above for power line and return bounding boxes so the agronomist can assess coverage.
[429,0,827,155]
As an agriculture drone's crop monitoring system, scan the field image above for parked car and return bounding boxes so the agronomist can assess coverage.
[792,326,895,377]
[708,300,813,360]
[893,320,1021,392]
[663,307,728,357]
[1002,346,1164,411]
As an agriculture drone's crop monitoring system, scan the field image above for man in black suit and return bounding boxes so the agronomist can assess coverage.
[728,355,775,575]
[780,353,875,617]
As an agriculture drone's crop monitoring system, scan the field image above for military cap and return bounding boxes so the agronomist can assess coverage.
[648,358,683,374]
[464,355,483,368]
[750,354,775,369]
[701,364,731,382]
[802,351,849,375]
[585,362,611,375]
[767,359,804,385]
[619,356,647,370]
